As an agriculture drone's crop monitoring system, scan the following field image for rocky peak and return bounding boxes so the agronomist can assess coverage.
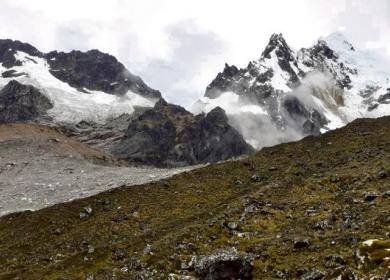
[0,80,53,122]
[204,106,229,126]
[152,97,166,108]
[0,39,43,68]
[0,38,161,100]
[260,33,302,87]
[222,63,240,77]
[309,40,338,60]
[261,33,294,60]
[152,98,191,120]
[45,49,161,99]
[298,35,357,90]
[204,64,242,99]
[322,32,356,53]
[113,101,254,167]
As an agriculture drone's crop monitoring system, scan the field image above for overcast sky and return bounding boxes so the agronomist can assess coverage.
[0,0,389,105]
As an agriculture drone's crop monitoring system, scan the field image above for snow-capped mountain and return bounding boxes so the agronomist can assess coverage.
[0,39,160,124]
[191,32,390,149]
[0,39,256,166]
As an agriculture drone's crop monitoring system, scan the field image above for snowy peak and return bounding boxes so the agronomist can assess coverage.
[45,49,161,99]
[322,32,356,53]
[0,39,43,68]
[196,32,390,150]
[261,33,294,60]
[0,39,160,124]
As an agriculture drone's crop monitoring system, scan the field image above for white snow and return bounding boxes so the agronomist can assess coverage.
[258,52,291,92]
[0,51,156,124]
[323,32,390,120]
[191,32,390,150]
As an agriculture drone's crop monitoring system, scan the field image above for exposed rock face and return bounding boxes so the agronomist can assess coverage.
[112,99,254,167]
[0,39,163,161]
[45,50,161,99]
[0,38,161,100]
[205,34,304,101]
[261,33,303,86]
[60,108,149,152]
[199,32,390,148]
[0,80,53,122]
[203,33,329,138]
[298,40,355,90]
[283,96,328,135]
[0,38,254,167]
[0,39,43,68]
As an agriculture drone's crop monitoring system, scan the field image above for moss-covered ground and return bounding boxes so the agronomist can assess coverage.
[0,117,389,279]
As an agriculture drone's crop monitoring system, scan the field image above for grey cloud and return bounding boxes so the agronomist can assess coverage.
[136,20,225,106]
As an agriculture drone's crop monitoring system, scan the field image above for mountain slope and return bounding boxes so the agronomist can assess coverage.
[112,99,254,167]
[0,116,388,279]
[0,123,195,216]
[0,39,256,167]
[0,39,160,124]
[191,32,390,149]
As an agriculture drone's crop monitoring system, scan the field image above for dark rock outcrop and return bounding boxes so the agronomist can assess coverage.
[0,80,53,122]
[204,34,302,100]
[1,70,28,78]
[194,250,254,280]
[112,99,254,167]
[45,50,161,99]
[0,39,161,99]
[0,39,43,68]
[261,33,302,86]
[202,32,383,145]
[299,40,355,90]
[283,96,328,135]
[378,91,390,104]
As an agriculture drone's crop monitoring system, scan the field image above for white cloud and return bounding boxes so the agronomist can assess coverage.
[0,0,389,106]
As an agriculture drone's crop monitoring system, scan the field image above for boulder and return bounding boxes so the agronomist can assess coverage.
[194,249,253,280]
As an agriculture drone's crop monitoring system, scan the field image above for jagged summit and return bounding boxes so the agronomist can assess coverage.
[45,48,161,98]
[261,33,294,59]
[0,39,43,68]
[321,32,356,53]
[0,38,161,124]
[194,32,390,150]
[0,38,256,167]
[113,99,254,167]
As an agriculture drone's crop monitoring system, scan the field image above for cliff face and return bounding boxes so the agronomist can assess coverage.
[0,39,255,167]
[112,99,254,167]
[194,32,390,149]
[0,80,53,122]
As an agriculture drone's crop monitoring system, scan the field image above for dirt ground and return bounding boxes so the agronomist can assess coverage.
[0,123,196,216]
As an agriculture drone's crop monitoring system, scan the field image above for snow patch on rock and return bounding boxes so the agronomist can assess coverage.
[0,51,156,124]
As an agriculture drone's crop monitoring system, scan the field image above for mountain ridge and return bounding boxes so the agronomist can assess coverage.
[192,32,390,149]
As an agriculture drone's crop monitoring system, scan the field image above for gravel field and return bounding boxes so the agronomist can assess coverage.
[0,124,197,216]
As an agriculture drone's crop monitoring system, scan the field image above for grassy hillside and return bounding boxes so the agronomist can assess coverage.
[0,117,389,279]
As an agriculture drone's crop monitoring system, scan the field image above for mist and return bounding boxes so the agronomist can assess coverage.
[190,71,346,150]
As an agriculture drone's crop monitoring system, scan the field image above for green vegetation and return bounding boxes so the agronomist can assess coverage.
[0,117,389,279]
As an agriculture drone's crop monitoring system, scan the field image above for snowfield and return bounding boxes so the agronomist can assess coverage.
[189,32,390,149]
[0,51,156,124]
